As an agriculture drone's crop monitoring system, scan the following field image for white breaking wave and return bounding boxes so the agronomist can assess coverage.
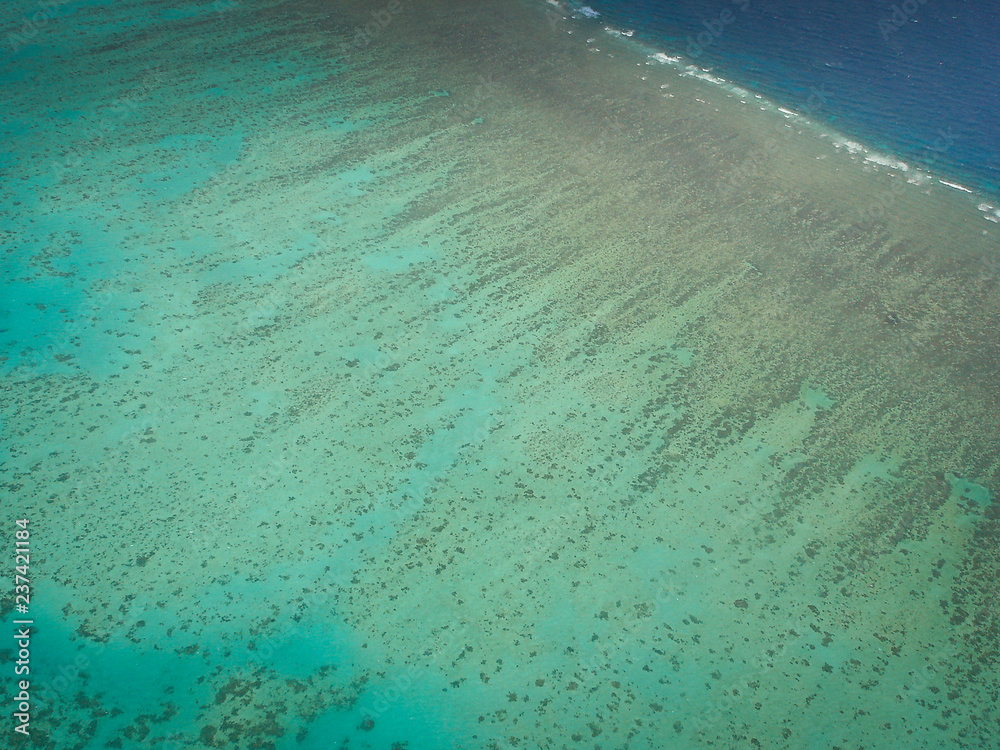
[976,202,1000,223]
[554,2,990,207]
[864,153,909,171]
[938,179,974,193]
[683,67,727,86]
[601,25,634,37]
[651,52,682,64]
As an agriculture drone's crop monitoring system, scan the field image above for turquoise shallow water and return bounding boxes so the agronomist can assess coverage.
[2,0,999,748]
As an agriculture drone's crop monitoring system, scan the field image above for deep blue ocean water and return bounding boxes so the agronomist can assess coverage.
[569,0,1000,196]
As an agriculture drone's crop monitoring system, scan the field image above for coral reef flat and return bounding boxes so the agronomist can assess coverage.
[1,0,997,748]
